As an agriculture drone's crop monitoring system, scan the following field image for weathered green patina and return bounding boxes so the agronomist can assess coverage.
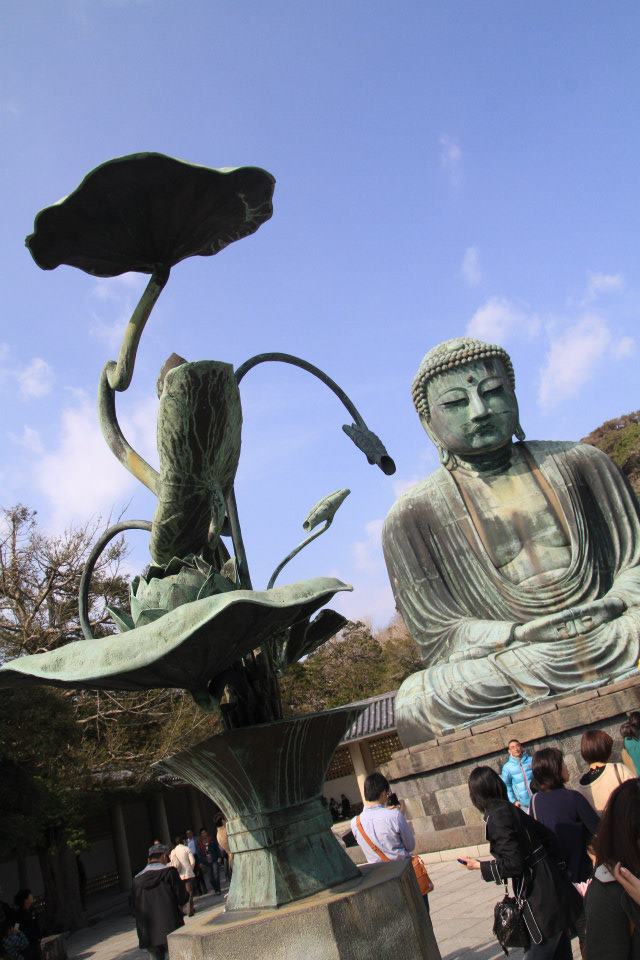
[383,337,640,746]
[2,153,397,910]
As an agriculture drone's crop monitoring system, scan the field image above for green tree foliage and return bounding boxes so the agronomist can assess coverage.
[583,410,640,495]
[0,687,90,931]
[280,615,422,714]
[0,505,221,774]
[0,505,221,929]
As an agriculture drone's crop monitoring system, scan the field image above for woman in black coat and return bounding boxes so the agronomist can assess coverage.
[460,766,582,960]
[529,747,599,886]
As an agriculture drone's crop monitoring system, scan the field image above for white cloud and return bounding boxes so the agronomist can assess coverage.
[393,476,422,498]
[330,517,396,627]
[0,347,55,400]
[91,273,142,301]
[0,342,9,384]
[584,272,624,304]
[18,358,54,399]
[465,296,528,343]
[612,336,635,359]
[2,99,21,117]
[34,393,158,530]
[89,273,145,349]
[538,315,611,409]
[461,246,482,286]
[333,580,396,629]
[18,426,44,454]
[439,134,462,187]
[353,518,384,574]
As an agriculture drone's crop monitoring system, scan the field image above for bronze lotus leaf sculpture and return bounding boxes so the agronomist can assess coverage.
[0,153,395,732]
[25,152,275,276]
[2,152,398,912]
[0,573,349,700]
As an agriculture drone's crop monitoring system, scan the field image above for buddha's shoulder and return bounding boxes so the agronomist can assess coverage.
[524,439,576,457]
[383,469,449,529]
[525,439,612,468]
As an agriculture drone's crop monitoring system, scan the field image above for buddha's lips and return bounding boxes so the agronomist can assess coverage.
[471,422,498,435]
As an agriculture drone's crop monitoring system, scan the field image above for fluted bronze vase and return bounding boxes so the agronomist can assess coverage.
[156,705,363,910]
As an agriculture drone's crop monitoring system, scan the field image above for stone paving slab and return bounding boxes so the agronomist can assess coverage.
[65,862,581,960]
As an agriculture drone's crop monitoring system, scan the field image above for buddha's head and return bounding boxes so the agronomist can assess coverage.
[411,337,524,468]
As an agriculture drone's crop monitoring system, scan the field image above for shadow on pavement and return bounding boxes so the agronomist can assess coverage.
[441,942,523,960]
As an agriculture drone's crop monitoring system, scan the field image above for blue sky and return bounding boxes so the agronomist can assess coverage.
[2,1,638,625]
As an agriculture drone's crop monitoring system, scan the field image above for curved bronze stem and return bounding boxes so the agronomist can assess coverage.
[267,521,330,590]
[225,488,252,589]
[107,269,169,391]
[78,519,152,641]
[98,366,160,494]
[235,352,395,474]
[97,270,169,493]
[235,351,365,424]
[230,352,396,592]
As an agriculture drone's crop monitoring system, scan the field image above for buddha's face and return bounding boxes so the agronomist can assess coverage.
[426,358,518,456]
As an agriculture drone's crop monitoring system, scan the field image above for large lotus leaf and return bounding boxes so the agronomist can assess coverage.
[0,578,351,695]
[25,153,275,277]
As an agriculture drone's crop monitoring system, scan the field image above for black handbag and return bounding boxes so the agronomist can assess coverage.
[493,881,531,956]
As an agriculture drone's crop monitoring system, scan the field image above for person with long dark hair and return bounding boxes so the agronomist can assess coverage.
[459,766,581,959]
[530,747,599,887]
[585,779,640,957]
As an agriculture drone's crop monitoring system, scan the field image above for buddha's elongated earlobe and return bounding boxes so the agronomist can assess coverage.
[515,422,526,442]
[438,445,457,471]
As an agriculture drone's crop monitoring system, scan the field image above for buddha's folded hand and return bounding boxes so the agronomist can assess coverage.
[513,596,626,644]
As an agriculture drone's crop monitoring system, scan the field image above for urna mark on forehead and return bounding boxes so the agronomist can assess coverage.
[429,356,507,399]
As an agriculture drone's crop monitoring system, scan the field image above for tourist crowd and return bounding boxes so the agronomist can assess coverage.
[347,710,640,959]
[4,712,639,960]
[131,815,233,960]
[0,815,234,960]
[458,710,640,959]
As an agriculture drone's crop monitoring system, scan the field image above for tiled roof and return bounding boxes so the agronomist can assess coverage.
[341,690,397,743]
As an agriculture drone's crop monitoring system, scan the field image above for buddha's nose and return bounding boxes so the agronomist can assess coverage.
[469,392,490,420]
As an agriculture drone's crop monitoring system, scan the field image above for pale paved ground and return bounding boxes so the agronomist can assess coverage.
[66,862,580,960]
[429,861,579,959]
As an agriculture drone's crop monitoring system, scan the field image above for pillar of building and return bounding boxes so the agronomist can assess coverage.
[110,800,133,892]
[360,740,375,773]
[188,787,204,833]
[152,791,172,847]
[347,741,369,802]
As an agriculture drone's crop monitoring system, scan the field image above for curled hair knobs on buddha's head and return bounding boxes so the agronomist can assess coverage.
[411,337,516,422]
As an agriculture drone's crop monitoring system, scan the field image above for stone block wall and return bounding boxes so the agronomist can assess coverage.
[381,675,640,853]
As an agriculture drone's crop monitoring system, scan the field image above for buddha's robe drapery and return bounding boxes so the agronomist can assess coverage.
[382,441,640,745]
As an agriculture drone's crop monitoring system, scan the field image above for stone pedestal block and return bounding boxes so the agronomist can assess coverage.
[382,675,640,852]
[168,860,441,960]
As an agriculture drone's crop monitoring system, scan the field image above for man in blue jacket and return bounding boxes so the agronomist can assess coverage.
[500,739,533,813]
